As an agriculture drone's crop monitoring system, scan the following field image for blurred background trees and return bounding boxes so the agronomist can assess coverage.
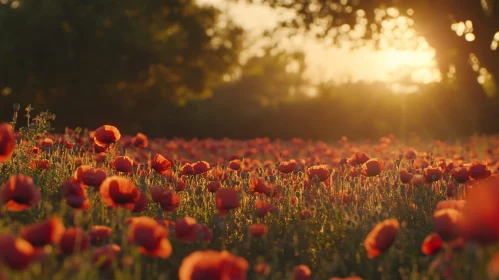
[0,0,498,140]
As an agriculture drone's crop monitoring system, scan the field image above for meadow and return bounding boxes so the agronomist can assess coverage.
[0,109,498,280]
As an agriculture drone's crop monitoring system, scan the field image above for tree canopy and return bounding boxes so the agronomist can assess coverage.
[0,0,244,127]
[252,0,499,97]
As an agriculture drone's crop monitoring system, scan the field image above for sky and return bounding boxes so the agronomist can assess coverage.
[197,0,441,89]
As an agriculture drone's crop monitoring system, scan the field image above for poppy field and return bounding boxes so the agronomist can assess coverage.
[0,111,499,280]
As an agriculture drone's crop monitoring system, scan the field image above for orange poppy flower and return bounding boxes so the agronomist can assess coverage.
[20,216,65,247]
[307,165,330,182]
[90,226,112,246]
[0,123,15,163]
[460,178,499,245]
[93,244,121,270]
[112,156,134,173]
[249,224,268,238]
[131,133,148,148]
[488,253,499,279]
[178,250,249,280]
[292,264,312,280]
[128,216,172,258]
[93,125,121,148]
[215,188,240,216]
[73,165,107,188]
[0,233,39,270]
[435,200,466,211]
[229,159,241,171]
[99,176,140,210]
[364,219,400,259]
[150,154,173,175]
[255,200,275,218]
[421,233,443,255]
[254,263,270,277]
[0,175,41,212]
[278,159,297,174]
[433,208,463,241]
[174,216,203,243]
[59,227,90,255]
[361,158,385,177]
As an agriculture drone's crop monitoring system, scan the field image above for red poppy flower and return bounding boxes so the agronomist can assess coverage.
[40,138,54,148]
[207,181,222,193]
[215,188,240,216]
[451,167,470,183]
[59,227,91,255]
[112,156,134,173]
[93,125,121,148]
[421,233,443,255]
[307,165,330,182]
[0,233,39,270]
[347,152,370,166]
[399,170,414,184]
[93,244,121,270]
[278,159,297,174]
[99,176,140,210]
[128,217,172,258]
[175,216,203,243]
[292,264,312,280]
[468,161,491,180]
[90,226,112,246]
[0,175,41,212]
[132,191,148,213]
[192,161,210,175]
[131,133,148,148]
[181,163,195,176]
[249,224,268,238]
[150,154,173,175]
[255,200,275,218]
[20,217,65,247]
[299,209,313,220]
[433,208,463,241]
[178,250,249,280]
[73,165,107,188]
[364,219,399,259]
[423,167,443,184]
[250,177,272,195]
[28,159,51,171]
[0,123,15,163]
[229,159,241,171]
[159,191,182,213]
[460,178,499,245]
[361,158,385,177]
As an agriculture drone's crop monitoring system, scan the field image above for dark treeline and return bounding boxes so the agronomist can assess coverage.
[2,79,497,141]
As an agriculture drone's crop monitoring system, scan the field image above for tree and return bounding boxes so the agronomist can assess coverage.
[0,0,244,130]
[248,0,498,94]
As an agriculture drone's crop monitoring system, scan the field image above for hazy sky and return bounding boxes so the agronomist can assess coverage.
[197,0,441,87]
